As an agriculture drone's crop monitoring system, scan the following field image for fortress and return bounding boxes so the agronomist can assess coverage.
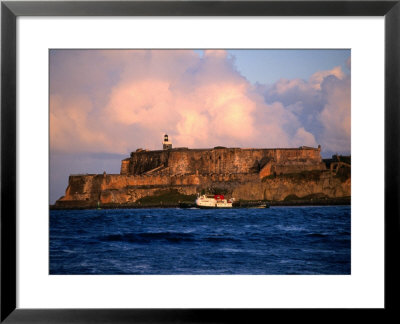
[121,134,326,177]
[55,135,351,208]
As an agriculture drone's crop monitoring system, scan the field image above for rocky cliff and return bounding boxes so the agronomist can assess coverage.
[233,171,350,201]
[54,146,350,208]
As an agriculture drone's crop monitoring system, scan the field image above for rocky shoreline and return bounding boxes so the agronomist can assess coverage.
[50,196,350,210]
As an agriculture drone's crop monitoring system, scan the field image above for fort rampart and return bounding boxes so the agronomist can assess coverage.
[55,146,350,207]
[121,146,326,177]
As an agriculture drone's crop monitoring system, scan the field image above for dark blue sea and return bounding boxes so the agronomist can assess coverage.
[50,206,350,275]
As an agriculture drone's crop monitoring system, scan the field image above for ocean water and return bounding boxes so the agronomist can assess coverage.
[50,206,350,275]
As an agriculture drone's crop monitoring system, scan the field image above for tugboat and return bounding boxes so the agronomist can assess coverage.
[195,194,234,208]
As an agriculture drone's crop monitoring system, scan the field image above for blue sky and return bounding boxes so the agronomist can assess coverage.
[194,49,350,85]
[227,49,350,84]
[50,49,351,203]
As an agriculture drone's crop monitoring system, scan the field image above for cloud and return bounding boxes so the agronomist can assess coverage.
[50,95,115,153]
[309,66,345,90]
[346,56,351,70]
[319,75,351,152]
[260,65,350,152]
[50,50,350,155]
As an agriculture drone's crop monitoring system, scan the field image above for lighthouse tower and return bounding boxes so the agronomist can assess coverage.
[162,134,172,150]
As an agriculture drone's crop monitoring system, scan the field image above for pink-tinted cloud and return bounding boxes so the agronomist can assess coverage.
[50,50,350,155]
[50,95,114,153]
[309,66,345,90]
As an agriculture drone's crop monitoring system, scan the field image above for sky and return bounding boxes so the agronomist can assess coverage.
[50,49,351,203]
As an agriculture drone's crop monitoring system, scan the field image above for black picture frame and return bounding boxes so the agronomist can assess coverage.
[1,1,399,322]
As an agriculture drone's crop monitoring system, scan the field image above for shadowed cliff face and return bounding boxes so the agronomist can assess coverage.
[55,147,350,207]
[233,171,350,201]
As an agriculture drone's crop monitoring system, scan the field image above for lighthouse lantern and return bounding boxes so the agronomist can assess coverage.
[162,134,172,150]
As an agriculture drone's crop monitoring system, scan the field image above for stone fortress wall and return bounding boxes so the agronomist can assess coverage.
[121,146,326,178]
[56,143,351,206]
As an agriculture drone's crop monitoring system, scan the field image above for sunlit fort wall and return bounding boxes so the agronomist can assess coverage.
[120,134,326,178]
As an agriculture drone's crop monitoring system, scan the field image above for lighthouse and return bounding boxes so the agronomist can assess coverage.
[163,134,172,150]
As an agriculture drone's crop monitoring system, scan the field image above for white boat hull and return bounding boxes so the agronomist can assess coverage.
[195,195,233,208]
